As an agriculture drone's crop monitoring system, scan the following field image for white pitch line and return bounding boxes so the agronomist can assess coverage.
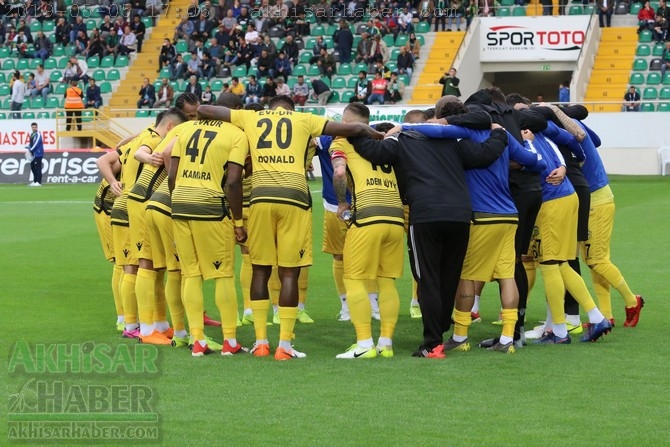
[0,200,90,205]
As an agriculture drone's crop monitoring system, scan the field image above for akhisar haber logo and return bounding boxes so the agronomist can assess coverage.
[485,25,585,51]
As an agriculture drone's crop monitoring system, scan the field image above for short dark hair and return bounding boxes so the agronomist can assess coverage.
[436,100,467,119]
[485,87,506,104]
[269,95,294,111]
[505,92,531,107]
[232,76,239,82]
[374,122,395,133]
[174,92,200,111]
[403,110,427,123]
[245,103,264,111]
[359,70,367,76]
[156,107,188,126]
[424,108,435,120]
[31,122,38,127]
[216,92,244,109]
[343,102,370,120]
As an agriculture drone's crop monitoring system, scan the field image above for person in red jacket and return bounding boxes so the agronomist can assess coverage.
[638,1,656,33]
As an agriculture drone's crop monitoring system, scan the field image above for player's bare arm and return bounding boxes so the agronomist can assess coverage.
[167,156,180,193]
[543,103,586,142]
[225,162,247,243]
[196,105,231,122]
[96,151,123,196]
[134,145,163,167]
[115,132,140,149]
[331,155,350,220]
[323,121,384,139]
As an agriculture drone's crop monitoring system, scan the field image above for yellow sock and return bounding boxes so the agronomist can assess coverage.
[559,262,596,313]
[251,300,270,341]
[278,306,298,342]
[332,259,345,296]
[344,278,372,342]
[364,279,378,295]
[523,260,537,293]
[215,277,238,340]
[183,276,205,341]
[154,270,167,323]
[592,262,637,308]
[412,279,418,300]
[240,254,252,310]
[589,270,612,319]
[298,267,309,305]
[269,268,280,307]
[112,265,124,316]
[165,271,185,332]
[121,273,138,324]
[500,308,518,339]
[453,309,471,338]
[378,277,399,340]
[135,268,157,326]
[539,263,566,325]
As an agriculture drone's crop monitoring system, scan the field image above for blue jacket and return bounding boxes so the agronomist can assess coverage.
[316,135,351,206]
[28,130,44,158]
[577,121,609,192]
[530,133,575,202]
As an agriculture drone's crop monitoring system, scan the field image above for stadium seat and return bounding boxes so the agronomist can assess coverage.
[0,73,5,84]
[641,102,655,111]
[337,63,352,75]
[0,47,9,58]
[23,112,36,119]
[107,69,121,81]
[649,58,663,70]
[17,59,29,70]
[320,77,331,87]
[629,2,642,14]
[135,110,150,117]
[30,21,42,33]
[653,43,665,57]
[0,112,6,119]
[660,87,670,99]
[304,37,316,48]
[657,102,670,111]
[159,67,171,79]
[312,25,325,36]
[101,56,114,68]
[293,64,307,76]
[1,98,10,109]
[50,71,62,82]
[31,98,45,109]
[391,48,400,59]
[42,20,55,32]
[395,35,408,47]
[142,17,153,28]
[37,111,50,119]
[497,7,511,16]
[308,65,321,76]
[387,62,397,71]
[636,44,651,56]
[647,72,662,84]
[211,79,224,91]
[383,35,395,47]
[583,5,595,14]
[633,58,647,70]
[416,22,430,33]
[399,74,410,85]
[54,83,66,95]
[615,1,629,14]
[29,59,41,70]
[232,65,247,77]
[643,87,658,99]
[639,30,652,42]
[512,6,526,15]
[57,57,69,69]
[347,77,358,88]
[115,55,129,67]
[44,57,57,69]
[326,24,338,35]
[500,0,514,5]
[331,76,346,89]
[175,40,188,53]
[3,59,15,70]
[0,85,9,96]
[354,62,367,73]
[46,97,60,108]
[92,69,106,81]
[87,56,100,68]
[82,110,95,122]
[341,91,354,102]
[299,51,312,64]
[52,45,64,57]
[629,72,645,85]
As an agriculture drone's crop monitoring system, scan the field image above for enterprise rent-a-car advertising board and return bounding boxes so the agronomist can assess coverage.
[480,16,591,62]
[0,150,106,184]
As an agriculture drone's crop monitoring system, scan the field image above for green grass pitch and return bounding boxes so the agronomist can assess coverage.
[2,176,669,446]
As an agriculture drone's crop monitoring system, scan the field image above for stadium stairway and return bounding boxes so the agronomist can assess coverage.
[408,31,465,105]
[584,27,638,112]
[56,108,133,148]
[107,0,191,115]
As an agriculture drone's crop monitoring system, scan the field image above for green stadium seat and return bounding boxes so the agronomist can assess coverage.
[320,77,331,87]
[233,65,247,77]
[86,19,97,29]
[641,102,655,111]
[0,47,9,58]
[142,17,153,28]
[299,51,312,64]
[101,56,114,68]
[50,71,62,82]
[42,20,55,32]
[568,5,583,14]
[52,45,64,57]
[663,73,670,84]
[54,84,66,95]
[660,87,670,99]
[500,0,514,5]
[0,85,9,96]
[293,64,307,76]
[37,111,50,119]
[583,5,595,14]
[643,87,658,99]
[340,91,354,103]
[354,62,367,73]
[99,81,112,94]
[82,110,95,122]
[48,34,56,44]
[159,67,171,78]
[31,98,45,109]
[54,110,66,118]
[29,59,41,70]
[30,21,42,33]
[652,44,664,57]
[286,76,296,89]
[629,1,642,14]
[337,63,352,75]
[183,53,192,63]
[512,6,526,15]
[0,73,5,84]
[647,72,662,84]
[633,58,647,70]
[353,36,361,48]
[629,72,645,84]
[175,40,188,53]
[326,24,338,35]
[347,77,358,88]
[327,91,340,103]
[92,69,106,81]
[65,44,77,56]
[115,55,129,67]
[657,102,670,111]
[331,76,346,89]
[497,7,511,16]
[22,112,36,119]
[87,56,100,68]
[46,97,60,108]
[323,37,334,48]
[44,57,57,69]
[57,57,68,69]
[0,112,6,119]
[395,35,408,47]
[399,74,410,85]
[416,22,430,33]
[17,59,29,70]
[211,79,224,91]
[136,110,150,117]
[383,35,395,47]
[308,65,321,76]
[1,98,10,110]
[153,80,161,91]
[636,44,651,56]
[312,25,325,36]
[638,29,652,42]
[107,69,120,81]
[3,59,15,70]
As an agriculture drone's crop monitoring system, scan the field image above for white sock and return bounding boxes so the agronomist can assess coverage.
[154,321,170,332]
[377,337,392,347]
[256,338,269,345]
[243,308,252,316]
[139,323,153,337]
[369,293,379,312]
[298,302,305,311]
[499,334,513,345]
[565,314,581,326]
[197,340,207,348]
[410,299,419,307]
[357,338,374,349]
[174,329,187,338]
[226,338,237,347]
[452,334,467,342]
[278,340,292,351]
[553,323,568,338]
[544,303,554,332]
[117,316,124,324]
[273,304,279,314]
[125,323,139,331]
[339,294,347,304]
[472,295,480,313]
[587,307,605,324]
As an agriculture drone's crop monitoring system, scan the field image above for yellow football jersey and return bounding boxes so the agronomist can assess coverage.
[93,178,117,215]
[229,107,328,209]
[116,127,162,195]
[146,180,172,217]
[171,119,249,220]
[330,138,404,227]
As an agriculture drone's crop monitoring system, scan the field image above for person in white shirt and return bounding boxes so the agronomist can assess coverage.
[274,77,291,96]
[115,26,137,61]
[31,64,51,101]
[153,78,174,108]
[398,7,414,34]
[11,71,26,119]
[70,56,89,83]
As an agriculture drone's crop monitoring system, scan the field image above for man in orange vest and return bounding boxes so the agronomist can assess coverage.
[64,79,84,131]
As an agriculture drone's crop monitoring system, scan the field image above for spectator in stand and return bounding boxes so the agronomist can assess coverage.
[169,54,186,80]
[406,31,421,60]
[69,56,90,83]
[661,41,670,78]
[201,85,216,105]
[25,74,37,100]
[333,19,354,64]
[260,35,277,57]
[318,47,337,79]
[237,37,254,69]
[10,71,26,119]
[558,81,570,103]
[245,74,262,104]
[74,29,89,55]
[153,78,174,108]
[130,14,145,53]
[64,79,84,130]
[184,75,203,97]
[227,76,246,99]
[100,15,114,43]
[202,52,217,79]
[293,0,311,36]
[623,85,641,111]
[85,78,102,109]
[281,34,300,67]
[61,60,78,83]
[70,15,86,44]
[31,64,50,101]
[480,0,495,16]
[255,0,272,33]
[260,75,277,105]
[186,51,203,79]
[597,0,613,27]
[114,26,137,61]
[652,13,669,43]
[86,29,106,60]
[367,70,388,105]
[237,7,252,31]
[292,74,309,106]
[373,60,392,80]
[268,0,289,30]
[311,76,332,105]
[192,11,215,44]
[369,33,390,71]
[658,0,669,18]
[396,46,414,80]
[256,48,276,79]
[314,0,330,25]
[386,71,405,103]
[137,78,156,109]
[449,0,464,31]
[433,0,447,31]
[221,8,238,34]
[201,0,218,20]
[208,37,225,65]
[274,50,292,81]
[223,39,240,67]
[174,16,194,44]
[32,31,52,62]
[350,70,372,103]
[356,30,373,64]
[417,0,433,23]
[244,23,262,55]
[275,77,291,96]
[145,0,163,23]
[159,38,176,72]
[638,1,657,33]
[439,67,461,97]
[310,35,327,64]
[398,7,414,35]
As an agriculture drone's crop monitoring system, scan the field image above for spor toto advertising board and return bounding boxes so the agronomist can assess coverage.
[0,150,106,184]
[480,16,591,62]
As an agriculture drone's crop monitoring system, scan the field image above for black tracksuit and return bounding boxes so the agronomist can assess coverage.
[350,128,508,351]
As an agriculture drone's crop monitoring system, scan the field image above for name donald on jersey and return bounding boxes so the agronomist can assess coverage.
[258,155,295,163]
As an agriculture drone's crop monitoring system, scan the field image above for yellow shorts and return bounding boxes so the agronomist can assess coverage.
[146,209,180,271]
[403,205,410,233]
[531,193,578,263]
[112,223,137,266]
[582,201,615,265]
[248,202,312,268]
[238,206,250,251]
[127,199,151,261]
[174,218,235,279]
[461,222,517,281]
[322,209,348,255]
[343,223,404,280]
[94,211,114,262]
